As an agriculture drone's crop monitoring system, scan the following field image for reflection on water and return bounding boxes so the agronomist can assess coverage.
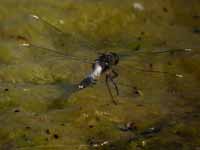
[0,0,200,149]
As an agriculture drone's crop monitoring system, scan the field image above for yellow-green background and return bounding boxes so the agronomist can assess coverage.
[0,0,199,149]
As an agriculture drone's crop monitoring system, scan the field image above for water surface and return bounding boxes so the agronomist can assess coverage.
[0,0,200,149]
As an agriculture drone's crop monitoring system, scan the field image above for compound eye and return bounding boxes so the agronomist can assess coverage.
[115,56,119,64]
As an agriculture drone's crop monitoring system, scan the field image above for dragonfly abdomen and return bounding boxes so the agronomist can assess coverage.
[78,63,103,89]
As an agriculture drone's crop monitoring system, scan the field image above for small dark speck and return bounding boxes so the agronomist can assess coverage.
[87,137,96,145]
[132,86,142,97]
[192,113,200,118]
[169,22,175,26]
[149,63,153,69]
[61,43,65,47]
[53,134,59,139]
[175,131,182,136]
[22,134,30,142]
[163,7,168,13]
[89,125,94,128]
[193,15,200,20]
[140,31,145,35]
[167,61,173,66]
[193,28,200,34]
[4,88,9,92]
[134,44,141,51]
[136,104,144,107]
[137,37,142,41]
[34,113,39,116]
[25,126,31,130]
[95,116,100,121]
[160,41,167,46]
[134,90,140,95]
[45,129,50,135]
[16,35,28,41]
[14,109,20,113]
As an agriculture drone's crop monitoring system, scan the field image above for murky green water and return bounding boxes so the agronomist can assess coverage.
[0,0,200,149]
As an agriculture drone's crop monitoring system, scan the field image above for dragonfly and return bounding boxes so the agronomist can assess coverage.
[19,14,198,105]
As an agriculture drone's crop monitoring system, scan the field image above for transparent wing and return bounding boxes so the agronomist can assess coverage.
[24,14,98,59]
[20,43,94,64]
[15,14,200,103]
[114,46,200,102]
[22,14,200,64]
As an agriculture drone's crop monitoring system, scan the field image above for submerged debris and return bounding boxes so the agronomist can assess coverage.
[132,86,143,97]
[193,28,200,34]
[134,44,141,51]
[53,134,59,139]
[163,7,168,13]
[87,137,110,148]
[133,2,144,11]
[192,15,200,20]
[119,122,138,132]
[13,109,20,113]
[4,88,9,92]
[25,126,31,130]
[140,126,162,138]
[45,129,51,135]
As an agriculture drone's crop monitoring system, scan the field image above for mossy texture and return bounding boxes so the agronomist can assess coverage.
[0,0,199,150]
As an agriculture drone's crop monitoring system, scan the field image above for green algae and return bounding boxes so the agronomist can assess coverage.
[0,0,200,150]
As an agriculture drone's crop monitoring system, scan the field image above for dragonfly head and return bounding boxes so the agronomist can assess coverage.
[109,52,119,65]
[98,52,119,66]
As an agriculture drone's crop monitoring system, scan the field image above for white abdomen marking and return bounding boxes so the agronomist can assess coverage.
[89,63,102,80]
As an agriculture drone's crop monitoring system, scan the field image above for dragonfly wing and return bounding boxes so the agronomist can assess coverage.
[114,45,200,101]
[117,45,200,79]
[26,14,97,56]
[20,43,94,64]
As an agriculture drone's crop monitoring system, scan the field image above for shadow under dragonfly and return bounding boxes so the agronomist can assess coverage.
[40,82,83,110]
[0,81,82,110]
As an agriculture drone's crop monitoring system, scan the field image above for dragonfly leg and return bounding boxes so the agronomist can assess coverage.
[105,74,118,105]
[109,70,119,95]
[111,69,119,78]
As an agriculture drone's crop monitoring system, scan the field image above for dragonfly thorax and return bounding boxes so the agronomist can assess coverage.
[96,52,119,69]
[78,52,119,89]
